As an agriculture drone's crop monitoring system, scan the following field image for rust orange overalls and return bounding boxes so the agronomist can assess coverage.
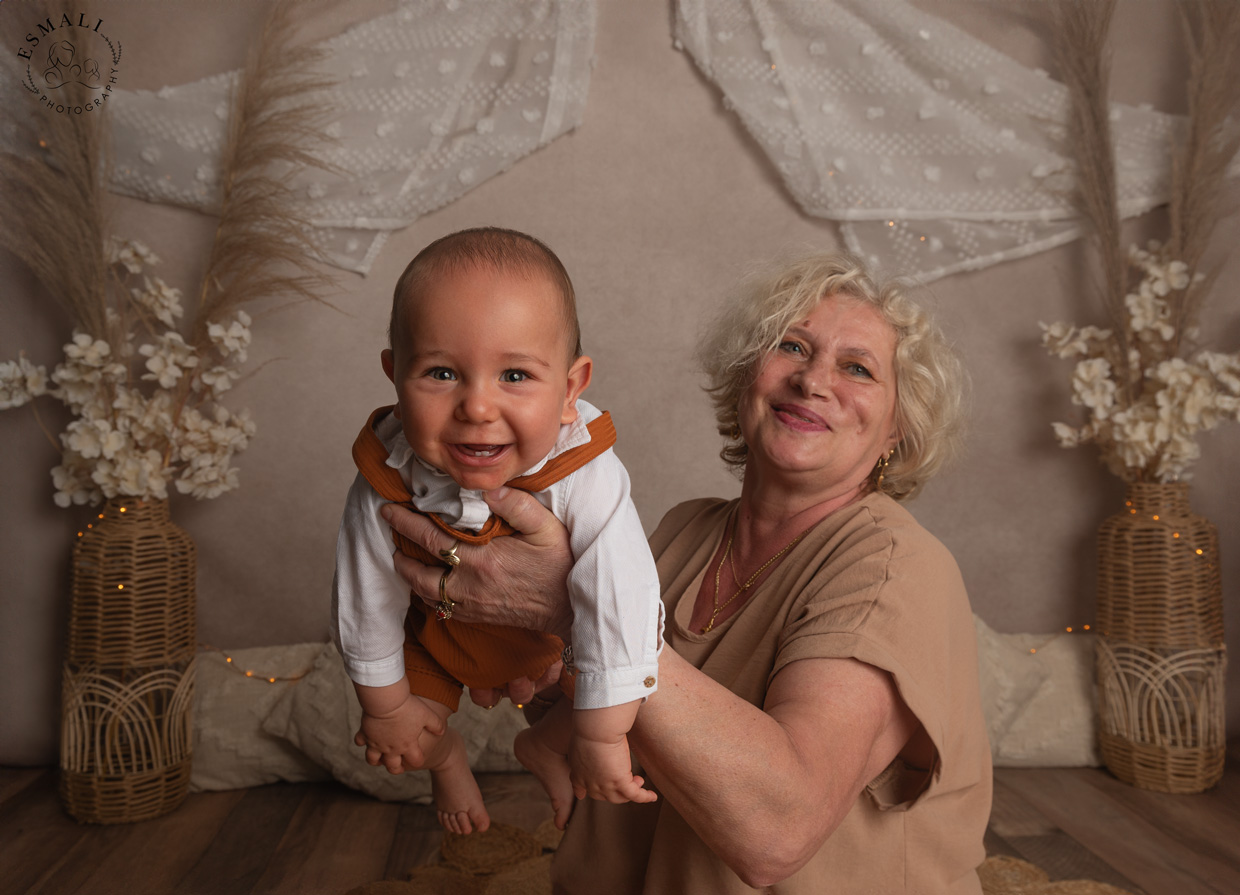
[352,406,616,711]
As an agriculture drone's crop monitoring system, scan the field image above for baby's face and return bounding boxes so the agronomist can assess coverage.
[383,265,590,492]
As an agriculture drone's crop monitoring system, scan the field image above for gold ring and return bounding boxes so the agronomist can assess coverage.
[435,568,455,621]
[439,542,462,567]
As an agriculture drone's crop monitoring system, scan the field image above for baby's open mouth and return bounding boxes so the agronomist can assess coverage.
[458,444,504,458]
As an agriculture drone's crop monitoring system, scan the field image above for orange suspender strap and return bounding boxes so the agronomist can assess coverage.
[351,406,617,557]
[350,406,615,709]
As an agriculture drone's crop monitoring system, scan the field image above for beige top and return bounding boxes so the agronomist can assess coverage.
[552,495,991,894]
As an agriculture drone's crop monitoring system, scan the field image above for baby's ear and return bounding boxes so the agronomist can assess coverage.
[561,355,593,423]
[380,349,401,418]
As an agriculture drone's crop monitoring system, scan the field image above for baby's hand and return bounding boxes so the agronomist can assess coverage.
[355,694,445,774]
[568,734,657,805]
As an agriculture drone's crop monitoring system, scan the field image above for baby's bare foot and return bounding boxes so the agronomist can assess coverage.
[429,732,489,835]
[514,727,575,830]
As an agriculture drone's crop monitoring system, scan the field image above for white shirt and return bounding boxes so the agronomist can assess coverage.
[331,400,664,710]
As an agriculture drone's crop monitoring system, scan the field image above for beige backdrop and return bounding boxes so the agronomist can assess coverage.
[2,0,1237,765]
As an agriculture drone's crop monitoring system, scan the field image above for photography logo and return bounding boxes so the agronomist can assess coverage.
[14,11,123,115]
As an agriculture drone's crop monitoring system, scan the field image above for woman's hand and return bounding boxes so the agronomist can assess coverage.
[380,485,574,639]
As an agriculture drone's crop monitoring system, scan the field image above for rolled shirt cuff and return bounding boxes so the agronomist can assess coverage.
[569,663,661,710]
[340,650,406,689]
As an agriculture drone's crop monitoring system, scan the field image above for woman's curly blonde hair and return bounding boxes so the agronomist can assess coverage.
[698,250,968,500]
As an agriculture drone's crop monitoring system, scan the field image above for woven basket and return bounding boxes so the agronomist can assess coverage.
[1094,482,1227,793]
[59,498,197,823]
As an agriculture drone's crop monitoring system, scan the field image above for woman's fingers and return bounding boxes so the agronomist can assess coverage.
[504,677,537,706]
[529,661,564,694]
[469,687,502,709]
[381,502,458,554]
[390,547,442,609]
[482,486,561,543]
[381,487,573,635]
[381,503,464,607]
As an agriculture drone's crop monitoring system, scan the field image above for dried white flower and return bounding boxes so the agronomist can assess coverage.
[139,333,198,389]
[208,311,253,361]
[2,236,260,504]
[52,461,97,507]
[1071,358,1117,417]
[132,277,185,328]
[0,356,50,409]
[107,237,161,274]
[1044,243,1239,482]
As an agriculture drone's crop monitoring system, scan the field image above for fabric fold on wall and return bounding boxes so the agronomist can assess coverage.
[102,0,596,275]
[673,0,1193,282]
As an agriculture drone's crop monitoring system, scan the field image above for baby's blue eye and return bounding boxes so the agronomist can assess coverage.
[427,367,456,381]
[500,370,528,383]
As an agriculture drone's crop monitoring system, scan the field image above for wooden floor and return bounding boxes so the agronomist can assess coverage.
[3,744,1238,895]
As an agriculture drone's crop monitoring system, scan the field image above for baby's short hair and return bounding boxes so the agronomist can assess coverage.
[390,227,582,359]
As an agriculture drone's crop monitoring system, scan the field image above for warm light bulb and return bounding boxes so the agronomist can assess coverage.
[1196,549,1204,555]
[245,670,254,677]
[117,584,124,590]
[1152,514,1160,521]
[1065,626,1073,633]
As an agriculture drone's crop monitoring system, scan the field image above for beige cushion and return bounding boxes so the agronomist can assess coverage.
[973,615,1049,747]
[992,630,1101,767]
[190,642,331,791]
[973,615,1101,767]
[260,641,528,802]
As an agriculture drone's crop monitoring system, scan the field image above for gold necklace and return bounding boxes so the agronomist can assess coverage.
[703,523,806,633]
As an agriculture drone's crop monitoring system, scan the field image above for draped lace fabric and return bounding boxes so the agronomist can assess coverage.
[105,0,596,274]
[674,0,1187,282]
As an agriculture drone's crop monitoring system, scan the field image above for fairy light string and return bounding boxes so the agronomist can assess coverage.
[76,500,1216,666]
[75,502,314,684]
[1025,496,1217,654]
[199,644,310,684]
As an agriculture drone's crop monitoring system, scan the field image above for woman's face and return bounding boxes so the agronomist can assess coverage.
[738,294,900,496]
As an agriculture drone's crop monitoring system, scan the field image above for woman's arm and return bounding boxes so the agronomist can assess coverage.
[630,648,918,889]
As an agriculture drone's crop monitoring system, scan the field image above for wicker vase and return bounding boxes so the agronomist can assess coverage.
[1094,482,1226,793]
[59,497,198,823]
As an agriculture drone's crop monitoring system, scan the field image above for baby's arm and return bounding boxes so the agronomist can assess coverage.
[570,699,657,804]
[353,677,446,774]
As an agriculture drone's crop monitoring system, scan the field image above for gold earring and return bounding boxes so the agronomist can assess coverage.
[871,450,892,491]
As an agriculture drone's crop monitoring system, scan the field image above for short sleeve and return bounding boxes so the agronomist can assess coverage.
[771,503,977,809]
